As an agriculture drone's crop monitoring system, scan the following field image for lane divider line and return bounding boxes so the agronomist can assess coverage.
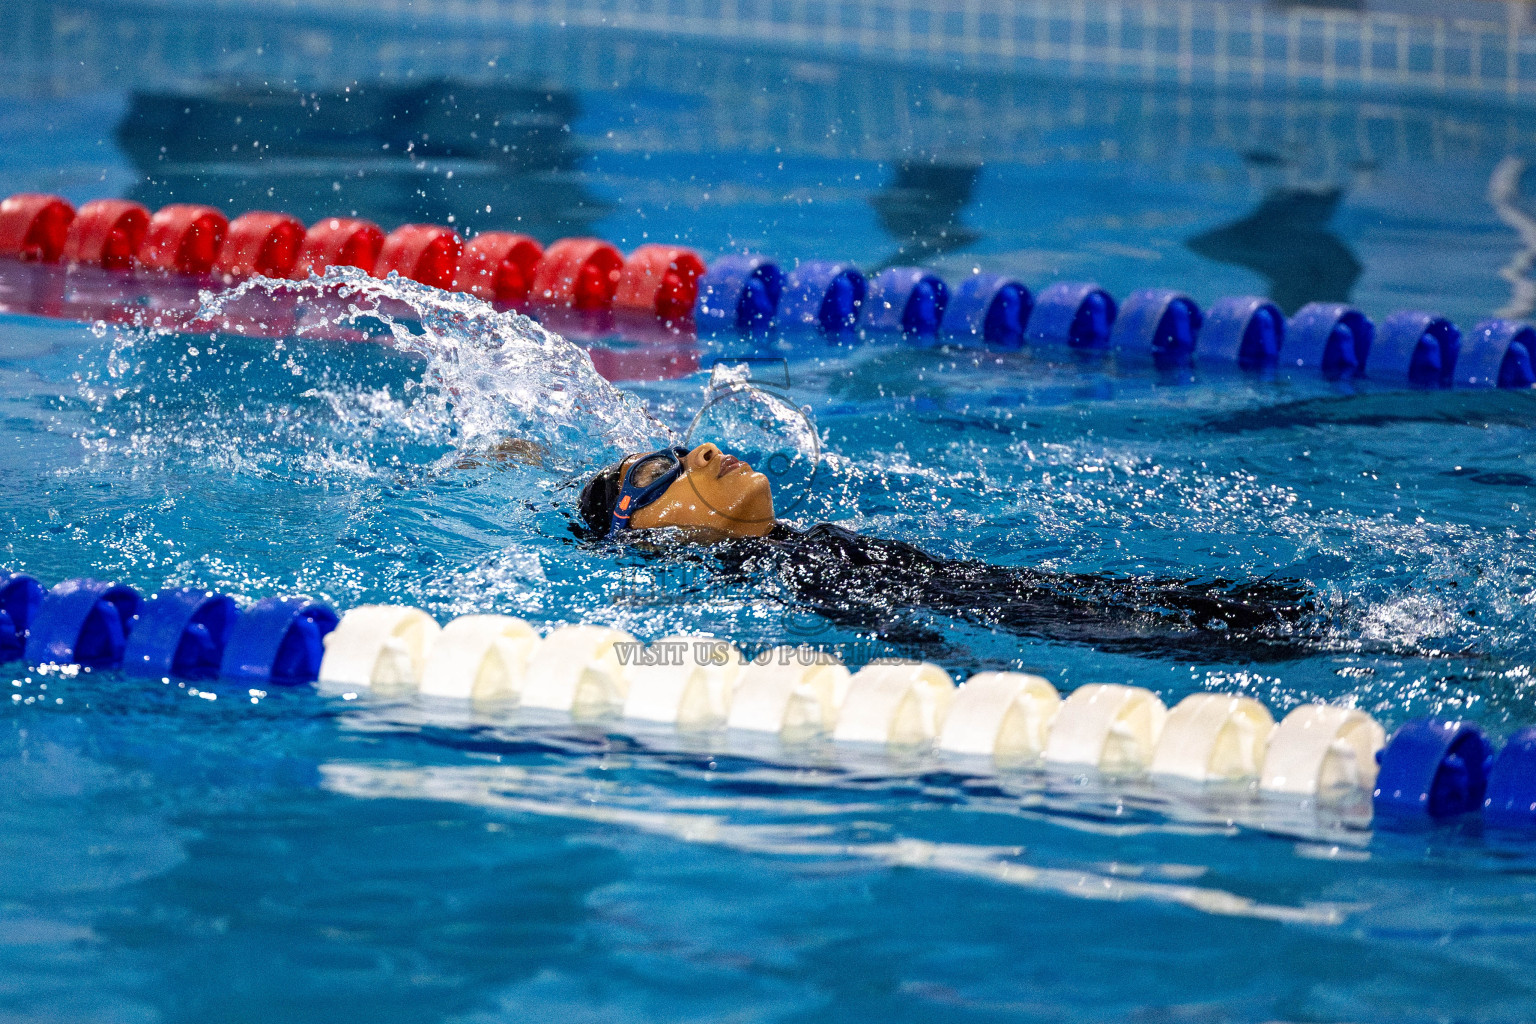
[7,574,1534,827]
[2,193,1533,386]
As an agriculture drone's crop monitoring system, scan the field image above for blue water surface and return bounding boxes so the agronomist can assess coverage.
[4,1,1536,1021]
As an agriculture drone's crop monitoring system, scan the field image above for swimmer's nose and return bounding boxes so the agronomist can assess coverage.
[686,443,721,472]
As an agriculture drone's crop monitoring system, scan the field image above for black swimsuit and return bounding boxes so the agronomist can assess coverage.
[697,522,1320,665]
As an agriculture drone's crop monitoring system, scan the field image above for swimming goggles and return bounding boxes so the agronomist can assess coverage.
[609,446,689,536]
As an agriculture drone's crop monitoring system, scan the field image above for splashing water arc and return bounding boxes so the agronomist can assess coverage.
[192,266,671,467]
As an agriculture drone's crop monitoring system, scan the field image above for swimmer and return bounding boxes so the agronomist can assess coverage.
[577,443,1321,663]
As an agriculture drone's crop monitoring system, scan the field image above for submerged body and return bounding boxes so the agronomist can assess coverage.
[579,443,1319,662]
[668,522,1315,663]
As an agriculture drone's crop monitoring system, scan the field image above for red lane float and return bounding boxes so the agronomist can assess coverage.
[0,197,706,326]
[458,231,543,304]
[377,224,463,290]
[0,197,72,314]
[61,199,150,270]
[616,244,705,322]
[215,211,306,279]
[0,194,76,263]
[139,204,229,275]
[294,217,384,277]
[0,194,697,382]
[200,211,306,335]
[532,237,623,310]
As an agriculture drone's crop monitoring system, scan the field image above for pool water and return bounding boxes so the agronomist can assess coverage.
[6,1,1536,1021]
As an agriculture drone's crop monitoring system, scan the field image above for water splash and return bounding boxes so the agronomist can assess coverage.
[688,362,822,517]
[192,267,671,469]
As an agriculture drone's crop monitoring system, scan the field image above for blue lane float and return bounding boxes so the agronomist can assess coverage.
[24,578,143,669]
[1110,288,1203,367]
[1287,302,1374,379]
[122,588,240,680]
[1374,718,1493,821]
[1485,727,1536,830]
[1025,282,1117,350]
[1462,319,1536,389]
[1199,296,1285,370]
[1376,311,1461,389]
[0,574,43,663]
[946,273,1032,348]
[778,261,865,334]
[694,254,783,333]
[15,568,1536,844]
[864,267,948,336]
[218,596,338,686]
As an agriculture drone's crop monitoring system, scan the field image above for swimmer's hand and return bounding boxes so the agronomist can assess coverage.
[452,436,549,471]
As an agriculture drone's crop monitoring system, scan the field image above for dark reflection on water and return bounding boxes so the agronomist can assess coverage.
[869,160,983,270]
[118,82,610,239]
[1185,186,1362,314]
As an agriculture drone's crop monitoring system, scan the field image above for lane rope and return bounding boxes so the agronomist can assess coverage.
[2,193,1533,387]
[7,573,1531,827]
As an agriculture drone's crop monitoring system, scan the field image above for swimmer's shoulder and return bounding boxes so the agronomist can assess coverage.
[765,521,940,569]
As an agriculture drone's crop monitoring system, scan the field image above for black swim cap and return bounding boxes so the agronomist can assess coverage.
[577,457,628,536]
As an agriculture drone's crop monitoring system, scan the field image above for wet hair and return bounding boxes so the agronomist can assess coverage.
[577,456,630,537]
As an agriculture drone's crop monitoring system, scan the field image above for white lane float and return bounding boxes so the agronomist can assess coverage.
[518,624,637,715]
[318,605,441,691]
[622,635,743,728]
[299,602,1391,806]
[1043,683,1168,773]
[417,614,538,702]
[1149,693,1276,782]
[937,672,1061,762]
[1260,703,1386,795]
[833,661,956,747]
[726,645,851,739]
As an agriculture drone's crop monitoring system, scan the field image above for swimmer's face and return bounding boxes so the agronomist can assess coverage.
[627,442,776,538]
